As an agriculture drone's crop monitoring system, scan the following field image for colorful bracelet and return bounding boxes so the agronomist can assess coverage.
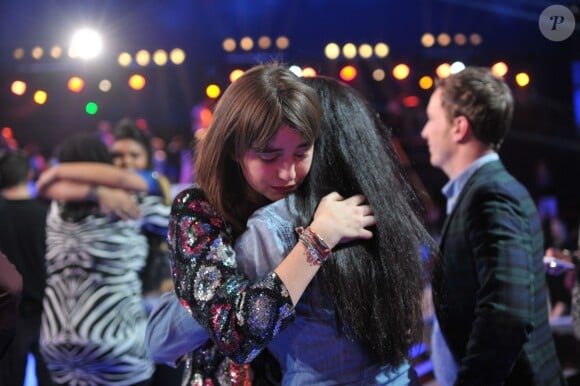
[295,226,332,266]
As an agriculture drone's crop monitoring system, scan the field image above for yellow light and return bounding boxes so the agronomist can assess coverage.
[392,64,410,80]
[223,38,236,52]
[31,46,44,60]
[372,69,385,82]
[491,62,509,77]
[435,63,451,79]
[276,36,289,50]
[240,37,254,51]
[67,76,85,93]
[34,90,48,105]
[302,67,317,78]
[13,48,24,60]
[437,33,451,46]
[374,42,389,58]
[419,76,434,90]
[324,43,340,59]
[229,69,245,83]
[258,36,271,49]
[118,52,132,67]
[10,80,27,96]
[515,72,530,87]
[358,44,373,59]
[153,50,168,66]
[339,65,357,82]
[170,48,186,65]
[128,74,146,90]
[421,33,435,48]
[136,50,150,66]
[206,84,221,99]
[342,43,357,59]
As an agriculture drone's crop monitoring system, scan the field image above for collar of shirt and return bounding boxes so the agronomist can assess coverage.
[442,152,499,215]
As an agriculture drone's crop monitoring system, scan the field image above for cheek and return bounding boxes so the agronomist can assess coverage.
[295,159,312,181]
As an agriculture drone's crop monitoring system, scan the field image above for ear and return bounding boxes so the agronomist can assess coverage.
[452,115,470,143]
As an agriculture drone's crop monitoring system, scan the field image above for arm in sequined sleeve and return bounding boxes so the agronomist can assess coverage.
[168,188,295,364]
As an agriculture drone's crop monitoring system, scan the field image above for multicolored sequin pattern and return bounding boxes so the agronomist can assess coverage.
[168,188,295,366]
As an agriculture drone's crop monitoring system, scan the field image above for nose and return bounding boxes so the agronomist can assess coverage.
[420,124,428,140]
[278,160,296,182]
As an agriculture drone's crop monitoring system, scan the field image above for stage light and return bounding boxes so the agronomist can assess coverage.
[99,80,112,92]
[206,84,221,99]
[10,80,27,96]
[34,90,47,105]
[289,65,302,77]
[258,36,271,49]
[437,33,451,47]
[339,65,357,82]
[136,50,151,66]
[450,61,465,74]
[31,46,44,60]
[153,50,168,66]
[374,42,389,58]
[436,63,451,78]
[491,62,509,77]
[393,64,410,80]
[454,33,467,46]
[69,28,102,59]
[67,76,85,93]
[324,43,340,59]
[358,44,373,59]
[240,37,254,51]
[470,33,482,45]
[13,48,24,60]
[169,48,186,65]
[276,36,289,50]
[372,69,386,82]
[342,43,357,59]
[402,96,420,108]
[419,76,434,90]
[421,33,435,48]
[515,72,530,87]
[118,52,132,67]
[50,46,62,59]
[128,74,146,90]
[85,102,98,115]
[223,38,236,52]
[302,67,317,78]
[229,69,245,83]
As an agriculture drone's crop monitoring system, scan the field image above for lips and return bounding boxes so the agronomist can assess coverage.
[271,185,296,195]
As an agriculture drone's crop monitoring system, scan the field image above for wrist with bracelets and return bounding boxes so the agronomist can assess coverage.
[295,226,332,266]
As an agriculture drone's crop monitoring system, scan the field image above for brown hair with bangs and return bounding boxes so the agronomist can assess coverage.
[194,62,322,234]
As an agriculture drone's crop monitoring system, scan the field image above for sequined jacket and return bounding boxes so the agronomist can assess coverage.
[168,187,296,365]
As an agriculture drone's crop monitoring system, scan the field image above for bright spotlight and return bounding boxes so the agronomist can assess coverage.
[69,28,103,59]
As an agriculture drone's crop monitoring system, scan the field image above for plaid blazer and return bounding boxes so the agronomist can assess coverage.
[432,160,566,386]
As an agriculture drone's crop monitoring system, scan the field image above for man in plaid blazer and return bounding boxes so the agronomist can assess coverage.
[422,67,566,385]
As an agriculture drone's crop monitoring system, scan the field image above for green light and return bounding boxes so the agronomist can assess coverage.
[85,102,98,115]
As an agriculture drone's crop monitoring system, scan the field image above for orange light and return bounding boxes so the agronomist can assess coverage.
[392,64,410,80]
[10,80,27,96]
[128,74,146,90]
[199,108,213,128]
[339,65,357,82]
[2,127,13,138]
[419,76,434,90]
[435,63,451,79]
[302,67,317,78]
[229,69,245,83]
[491,62,509,77]
[67,76,85,93]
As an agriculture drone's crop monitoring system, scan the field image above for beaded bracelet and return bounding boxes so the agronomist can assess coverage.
[295,226,332,266]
